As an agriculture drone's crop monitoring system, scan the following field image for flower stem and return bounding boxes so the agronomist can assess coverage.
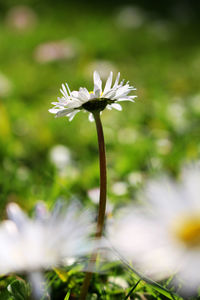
[79,112,107,300]
[94,112,107,238]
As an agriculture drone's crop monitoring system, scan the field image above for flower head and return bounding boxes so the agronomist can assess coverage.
[0,201,93,274]
[49,71,136,122]
[107,163,200,293]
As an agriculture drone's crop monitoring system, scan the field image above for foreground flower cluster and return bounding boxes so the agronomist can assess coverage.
[0,202,93,274]
[108,163,200,293]
[49,71,136,121]
[0,201,94,298]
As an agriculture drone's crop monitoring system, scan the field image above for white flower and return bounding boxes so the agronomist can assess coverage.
[107,163,200,293]
[49,144,71,170]
[108,276,128,289]
[49,71,136,122]
[0,201,93,274]
[111,181,128,196]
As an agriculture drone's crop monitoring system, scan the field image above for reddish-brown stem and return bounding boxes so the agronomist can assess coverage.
[79,112,107,300]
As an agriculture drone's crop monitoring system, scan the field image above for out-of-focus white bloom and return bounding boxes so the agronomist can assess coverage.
[108,276,128,289]
[115,6,146,29]
[128,171,143,186]
[0,202,93,274]
[49,145,79,179]
[167,101,188,132]
[156,138,172,155]
[111,181,128,196]
[88,188,100,204]
[49,144,71,170]
[108,163,200,293]
[49,71,136,122]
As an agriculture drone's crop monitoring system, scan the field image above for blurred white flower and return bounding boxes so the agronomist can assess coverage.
[88,188,100,204]
[49,144,71,170]
[108,276,128,289]
[111,181,128,196]
[167,101,188,132]
[128,171,143,186]
[115,6,146,29]
[34,40,77,63]
[156,138,172,155]
[0,201,93,274]
[108,163,200,293]
[49,71,136,122]
[5,5,37,31]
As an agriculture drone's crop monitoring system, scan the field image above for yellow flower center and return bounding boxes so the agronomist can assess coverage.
[172,215,200,249]
[89,91,104,96]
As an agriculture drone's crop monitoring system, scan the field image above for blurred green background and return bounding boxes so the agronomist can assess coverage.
[0,0,200,216]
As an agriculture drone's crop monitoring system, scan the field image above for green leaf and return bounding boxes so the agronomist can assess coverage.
[64,290,70,300]
[54,268,69,282]
[116,252,182,300]
[0,289,13,300]
[7,279,30,300]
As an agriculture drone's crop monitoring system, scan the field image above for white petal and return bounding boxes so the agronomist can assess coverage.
[88,113,94,122]
[65,83,71,95]
[68,110,80,121]
[89,92,96,99]
[56,108,75,118]
[71,91,79,98]
[110,103,122,111]
[51,101,65,106]
[116,96,137,102]
[60,84,69,99]
[78,88,90,102]
[104,89,117,99]
[93,71,102,96]
[115,85,130,98]
[103,71,113,94]
[113,72,120,89]
[107,105,112,110]
[94,88,101,98]
[80,88,90,99]
[49,108,58,114]
[7,203,28,229]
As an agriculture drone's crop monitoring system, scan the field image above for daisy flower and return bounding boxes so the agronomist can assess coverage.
[49,71,136,122]
[107,163,200,293]
[0,201,94,298]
